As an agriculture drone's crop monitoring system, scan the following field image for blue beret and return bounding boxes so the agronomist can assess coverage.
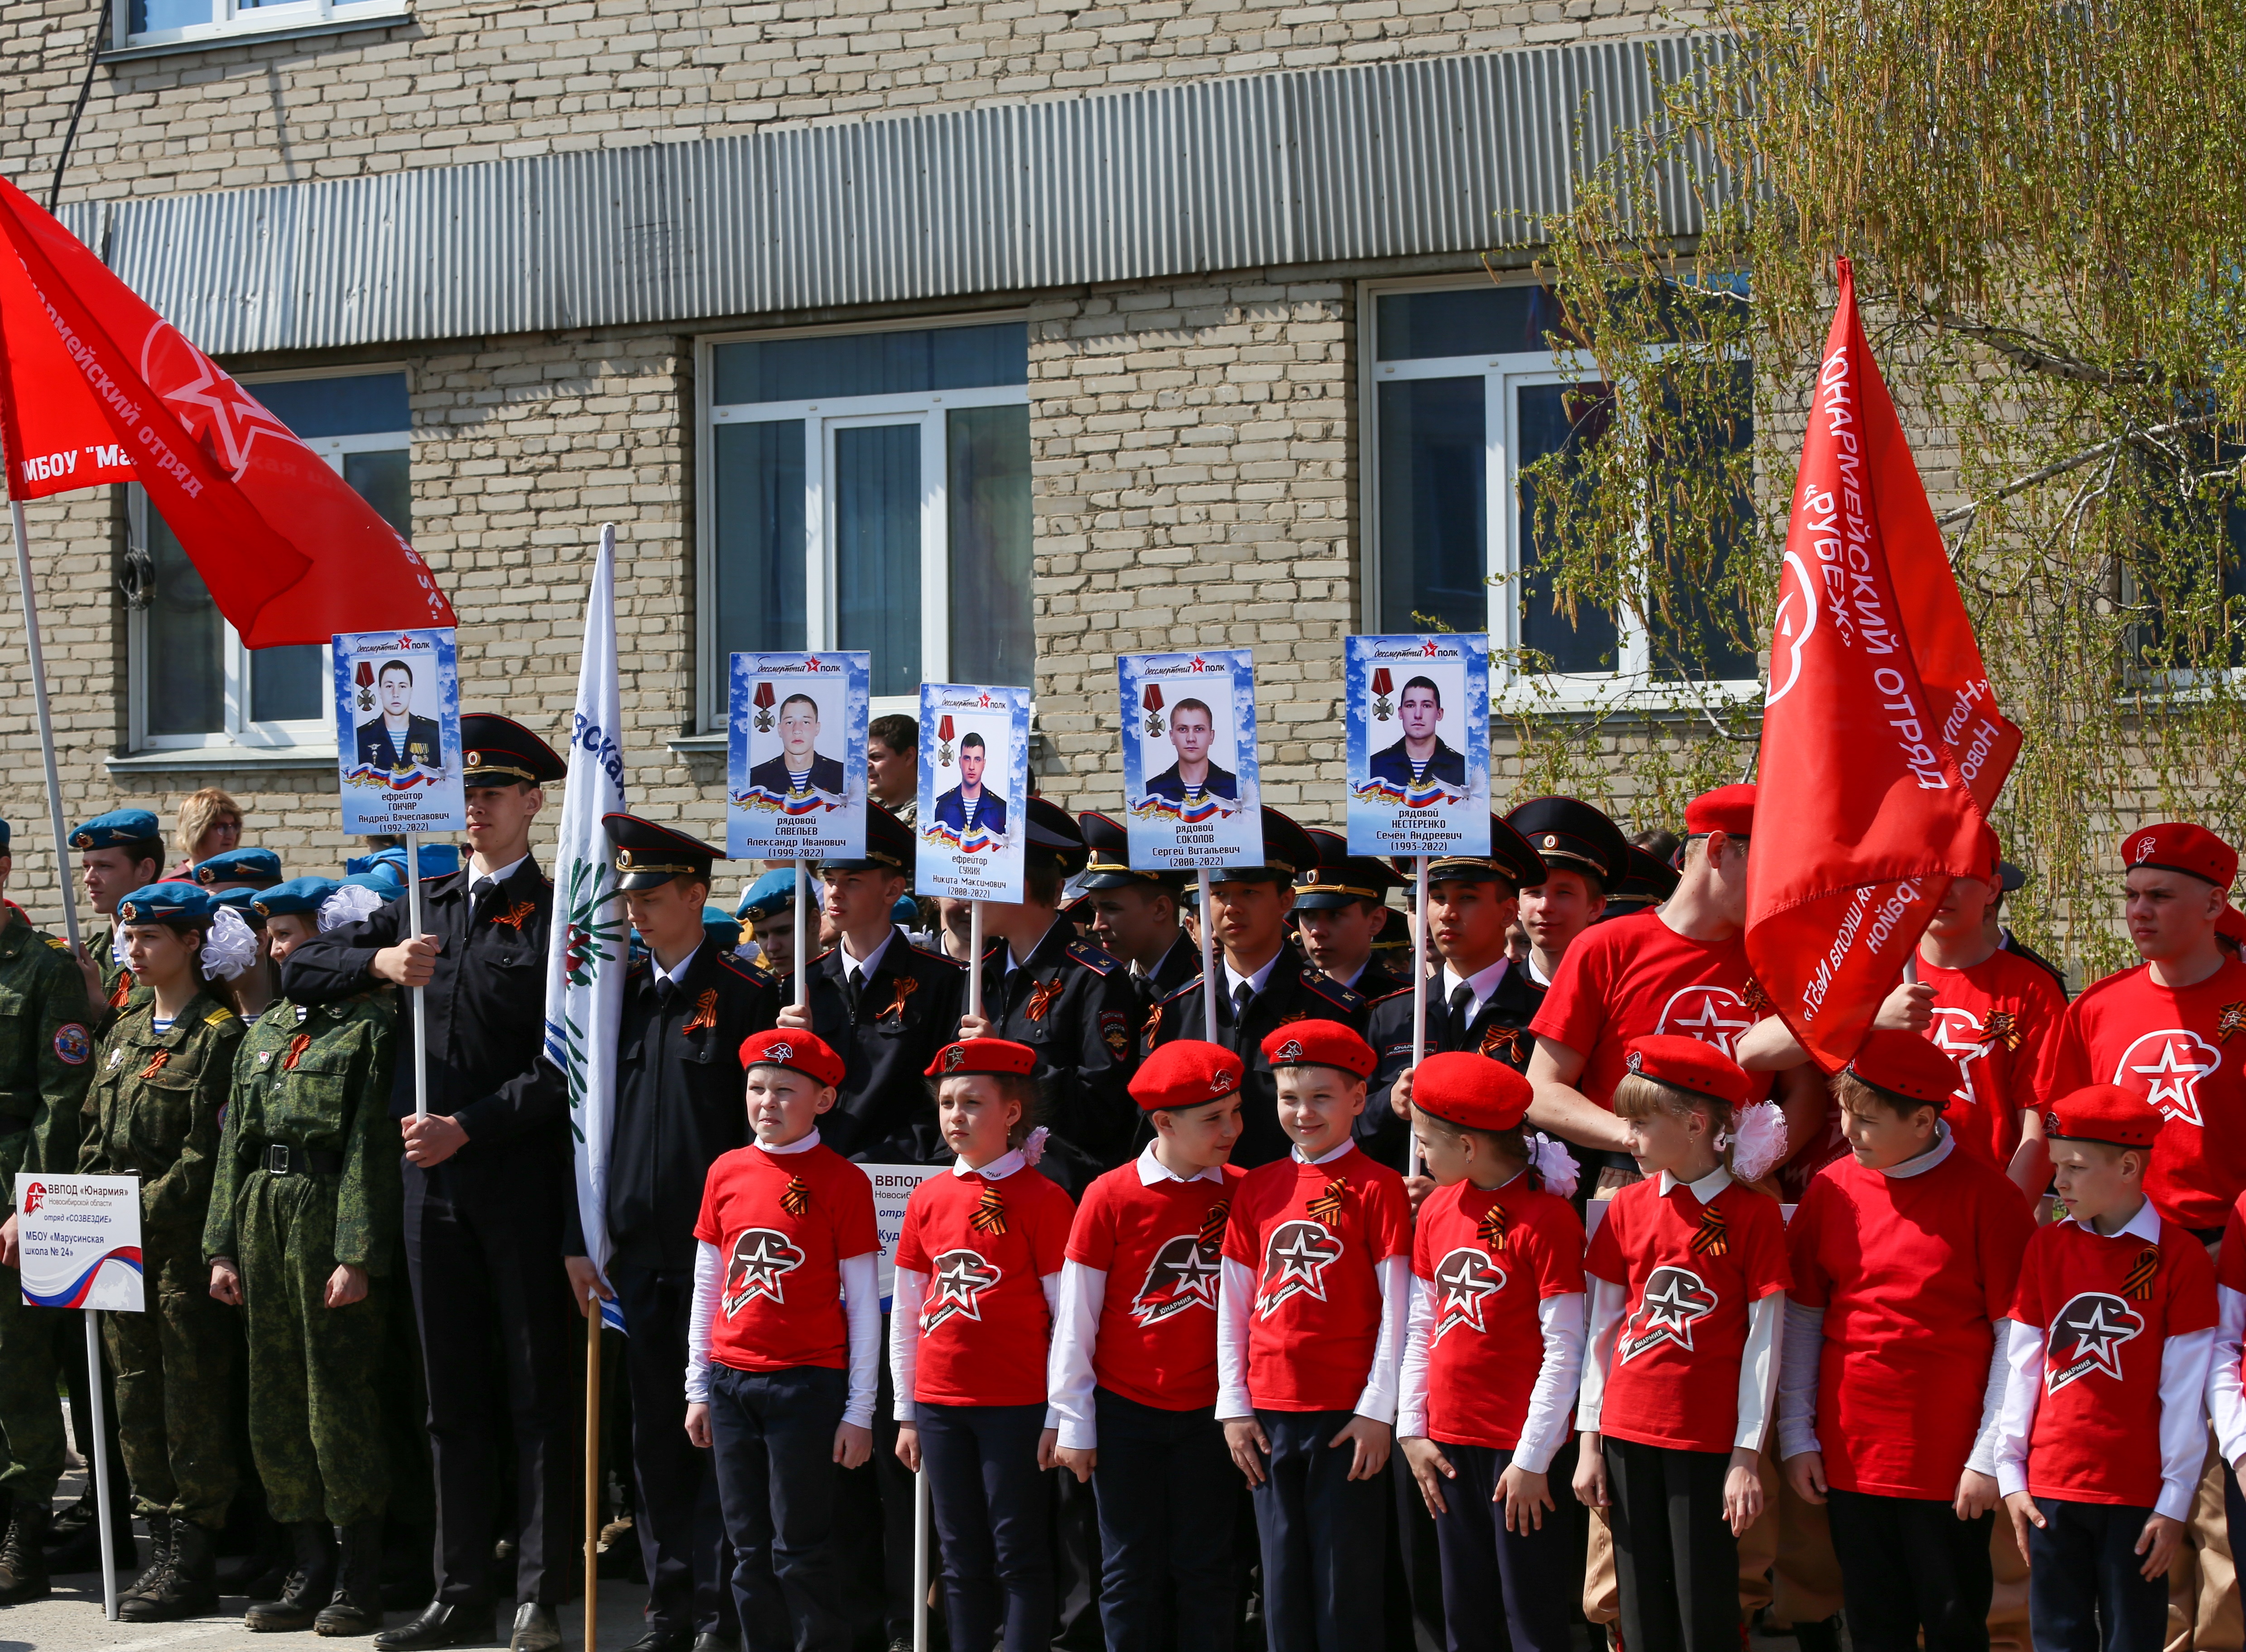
[0,819,10,854]
[69,809,162,853]
[702,905,744,952]
[252,877,342,919]
[195,847,284,888]
[115,883,219,926]
[736,869,799,923]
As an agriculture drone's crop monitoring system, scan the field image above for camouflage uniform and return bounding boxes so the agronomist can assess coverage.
[77,988,244,1529]
[0,910,96,1513]
[204,993,398,1525]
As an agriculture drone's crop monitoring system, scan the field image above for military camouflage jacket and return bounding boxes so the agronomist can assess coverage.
[78,987,244,1252]
[0,906,96,1211]
[204,994,399,1272]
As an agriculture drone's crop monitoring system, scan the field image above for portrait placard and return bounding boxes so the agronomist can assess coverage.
[726,652,871,861]
[332,627,466,835]
[15,1173,143,1311]
[916,682,1032,901]
[1345,634,1491,858]
[1116,649,1262,871]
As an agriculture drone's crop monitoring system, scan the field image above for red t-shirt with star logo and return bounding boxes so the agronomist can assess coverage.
[1529,909,1775,1111]
[1582,1174,1790,1453]
[1223,1146,1412,1412]
[2045,957,2246,1230]
[692,1139,880,1375]
[1918,951,2066,1175]
[1411,1175,1586,1449]
[895,1166,1076,1407]
[1066,1160,1246,1412]
[2010,1214,2217,1507]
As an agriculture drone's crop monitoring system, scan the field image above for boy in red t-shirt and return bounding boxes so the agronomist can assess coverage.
[1048,1039,1246,1652]
[889,1038,1077,1652]
[1996,1084,2217,1652]
[1778,1032,2035,1652]
[1575,1035,1790,1652]
[684,1028,880,1651]
[1218,1020,1411,1652]
[1396,1052,1586,1652]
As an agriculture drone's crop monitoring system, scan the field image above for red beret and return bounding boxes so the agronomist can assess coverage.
[1260,1019,1376,1080]
[925,1038,1039,1080]
[1683,784,1756,837]
[1412,1051,1532,1133]
[1969,823,2002,883]
[2220,903,2246,947]
[2044,1083,2159,1150]
[1843,1030,1959,1108]
[738,1029,846,1090]
[1622,1034,1750,1111]
[2121,822,2237,891]
[1130,1040,1246,1112]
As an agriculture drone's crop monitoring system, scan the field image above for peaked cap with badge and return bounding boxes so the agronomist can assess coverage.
[1078,810,1186,892]
[603,814,723,892]
[816,802,914,879]
[459,714,568,787]
[1390,814,1548,892]
[1294,827,1404,911]
[1506,796,1629,889]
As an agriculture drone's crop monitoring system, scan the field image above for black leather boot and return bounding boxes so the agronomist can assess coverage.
[315,1519,386,1637]
[121,1516,220,1622]
[246,1520,337,1631]
[121,1509,173,1604]
[372,1599,496,1649]
[0,1497,49,1603]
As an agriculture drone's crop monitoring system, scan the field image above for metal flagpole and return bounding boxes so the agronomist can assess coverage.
[912,1468,933,1652]
[85,1309,115,1619]
[583,1299,601,1652]
[793,862,809,1008]
[9,501,81,949]
[1198,869,1216,1033]
[405,831,429,1118]
[967,901,984,1022]
[1408,855,1430,1177]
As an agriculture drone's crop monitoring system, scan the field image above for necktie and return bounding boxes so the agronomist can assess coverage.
[1446,982,1475,1046]
[844,967,864,1018]
[1231,980,1255,1030]
[471,877,498,920]
[655,976,678,1012]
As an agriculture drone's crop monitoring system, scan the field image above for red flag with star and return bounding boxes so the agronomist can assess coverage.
[0,174,453,645]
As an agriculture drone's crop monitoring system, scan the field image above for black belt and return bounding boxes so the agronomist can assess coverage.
[261,1143,344,1177]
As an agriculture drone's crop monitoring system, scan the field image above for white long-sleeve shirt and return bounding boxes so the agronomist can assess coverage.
[2210,1283,2246,1469]
[1396,1277,1585,1472]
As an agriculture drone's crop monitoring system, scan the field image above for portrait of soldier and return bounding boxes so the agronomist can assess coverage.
[1367,674,1465,789]
[1139,696,1239,805]
[930,731,1009,838]
[746,692,848,799]
[353,659,443,775]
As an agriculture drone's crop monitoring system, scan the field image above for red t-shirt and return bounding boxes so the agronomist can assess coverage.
[2045,957,2246,1231]
[895,1166,1076,1407]
[1918,951,2066,1175]
[1529,909,1775,1110]
[2011,1213,2217,1507]
[1067,1160,1246,1412]
[1582,1173,1790,1453]
[1223,1147,1412,1413]
[1787,1145,2035,1497]
[692,1140,880,1374]
[2218,1193,2246,1293]
[1412,1176,1586,1449]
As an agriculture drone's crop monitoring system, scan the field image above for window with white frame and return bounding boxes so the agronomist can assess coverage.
[131,369,410,751]
[701,320,1034,718]
[119,0,409,52]
[1366,281,1757,702]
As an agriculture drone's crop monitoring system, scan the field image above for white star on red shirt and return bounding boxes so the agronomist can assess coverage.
[723,1228,804,1313]
[923,1249,1002,1330]
[1431,1247,1504,1342]
[2127,1037,2217,1126]
[1258,1221,1342,1316]
[1133,1236,1223,1325]
[1658,989,1754,1057]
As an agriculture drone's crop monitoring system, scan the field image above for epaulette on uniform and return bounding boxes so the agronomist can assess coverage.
[1065,938,1122,976]
[625,957,649,978]
[911,944,966,970]
[1156,976,1203,1008]
[718,955,775,989]
[204,1008,239,1028]
[44,936,69,951]
[1300,970,1364,1013]
[1367,986,1414,1008]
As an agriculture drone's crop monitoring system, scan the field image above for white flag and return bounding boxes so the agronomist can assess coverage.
[545,524,629,1285]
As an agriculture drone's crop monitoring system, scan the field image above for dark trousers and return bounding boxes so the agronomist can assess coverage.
[1825,1485,1993,1652]
[1429,1442,1573,1652]
[1249,1408,1385,1652]
[404,1161,577,1606]
[611,1261,736,1638]
[2025,1497,2169,1652]
[1089,1389,1237,1652]
[706,1364,850,1652]
[1602,1436,1737,1652]
[918,1401,1053,1652]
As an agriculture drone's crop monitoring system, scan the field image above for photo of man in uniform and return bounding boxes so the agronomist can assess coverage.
[746,692,848,799]
[354,659,443,775]
[1367,674,1465,788]
[931,731,1009,837]
[1139,696,1239,805]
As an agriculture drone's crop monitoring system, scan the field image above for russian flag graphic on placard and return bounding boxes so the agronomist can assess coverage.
[24,1246,143,1309]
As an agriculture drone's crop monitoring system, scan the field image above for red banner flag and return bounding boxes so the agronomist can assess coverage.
[1744,259,2020,1072]
[0,175,453,645]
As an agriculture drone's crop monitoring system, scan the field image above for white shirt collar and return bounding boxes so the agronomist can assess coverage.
[2072,1197,2163,1245]
[843,926,895,981]
[1441,955,1513,1017]
[1876,1121,1956,1180]
[756,1128,822,1157]
[472,855,529,888]
[1225,946,1288,999]
[1292,1137,1356,1168]
[1007,920,1063,975]
[1135,1140,1227,1186]
[1657,1164,1733,1202]
[654,942,702,990]
[953,1148,1028,1180]
[1525,952,1552,988]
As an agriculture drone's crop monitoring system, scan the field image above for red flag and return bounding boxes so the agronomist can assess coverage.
[0,175,453,645]
[1744,259,2020,1072]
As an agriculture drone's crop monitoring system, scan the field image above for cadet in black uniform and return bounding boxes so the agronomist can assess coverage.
[1075,811,1197,1023]
[1146,808,1368,1171]
[282,716,574,1652]
[1292,827,1410,999]
[955,799,1140,1194]
[565,816,779,1652]
[1506,796,1630,992]
[1594,845,1680,925]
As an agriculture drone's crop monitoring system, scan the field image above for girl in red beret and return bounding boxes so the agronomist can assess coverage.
[889,1039,1077,1652]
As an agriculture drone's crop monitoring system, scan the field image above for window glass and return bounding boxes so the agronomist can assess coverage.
[1376,286,1564,361]
[713,323,1027,406]
[130,0,213,31]
[254,374,412,439]
[343,449,412,538]
[948,404,1034,686]
[711,420,807,657]
[145,510,225,737]
[1515,383,1621,674]
[1376,377,1486,634]
[834,424,924,696]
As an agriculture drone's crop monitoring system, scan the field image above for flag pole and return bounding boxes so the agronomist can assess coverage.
[405,831,428,1119]
[583,1297,600,1652]
[85,1308,115,1619]
[967,901,984,1022]
[1198,869,1216,1034]
[912,1468,932,1652]
[7,501,81,948]
[1408,855,1429,1176]
[793,862,808,1008]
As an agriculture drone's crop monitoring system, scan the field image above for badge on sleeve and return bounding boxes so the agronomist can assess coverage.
[1099,1011,1130,1061]
[52,1024,90,1066]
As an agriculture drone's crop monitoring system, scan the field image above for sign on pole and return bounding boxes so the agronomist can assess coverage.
[331,627,467,836]
[1116,648,1262,872]
[915,683,1032,903]
[1344,634,1491,858]
[862,1162,948,1312]
[726,651,871,861]
[15,1172,142,1311]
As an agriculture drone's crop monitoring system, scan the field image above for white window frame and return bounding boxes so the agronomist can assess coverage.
[128,367,410,755]
[1361,275,1762,716]
[694,315,1032,732]
[116,0,409,52]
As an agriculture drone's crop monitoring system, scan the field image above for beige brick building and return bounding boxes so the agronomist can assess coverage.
[0,0,1724,921]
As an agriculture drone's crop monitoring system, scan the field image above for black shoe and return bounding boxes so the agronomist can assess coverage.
[41,1504,137,1576]
[690,1634,738,1652]
[316,1519,386,1637]
[120,1518,220,1623]
[621,1630,694,1652]
[44,1488,95,1542]
[246,1520,337,1632]
[120,1510,174,1604]
[0,1498,49,1603]
[508,1602,561,1652]
[374,1600,496,1650]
